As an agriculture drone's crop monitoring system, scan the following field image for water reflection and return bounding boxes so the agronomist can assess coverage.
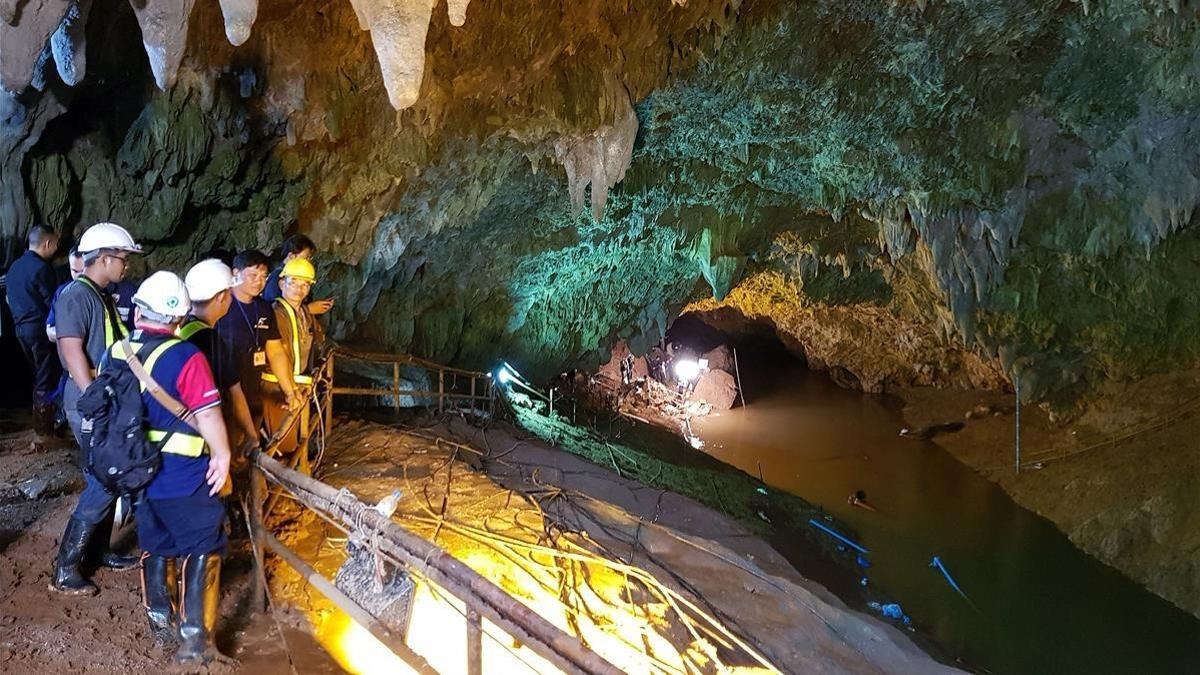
[692,363,1200,674]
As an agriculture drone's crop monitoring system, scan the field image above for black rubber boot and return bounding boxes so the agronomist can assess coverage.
[176,554,228,665]
[91,514,139,571]
[49,517,99,596]
[140,553,178,645]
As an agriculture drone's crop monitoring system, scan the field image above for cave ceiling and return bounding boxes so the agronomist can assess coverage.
[3,0,1200,406]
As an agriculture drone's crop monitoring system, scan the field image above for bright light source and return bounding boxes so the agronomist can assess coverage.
[673,359,701,383]
[496,367,513,384]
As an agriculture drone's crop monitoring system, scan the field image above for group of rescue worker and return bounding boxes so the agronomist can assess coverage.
[5,221,330,665]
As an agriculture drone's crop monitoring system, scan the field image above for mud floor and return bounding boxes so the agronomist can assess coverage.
[0,420,342,674]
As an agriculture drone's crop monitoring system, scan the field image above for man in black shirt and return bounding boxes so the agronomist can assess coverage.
[263,234,333,316]
[5,225,61,432]
[216,251,294,432]
[181,259,258,457]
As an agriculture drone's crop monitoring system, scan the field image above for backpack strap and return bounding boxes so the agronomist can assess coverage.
[116,338,193,423]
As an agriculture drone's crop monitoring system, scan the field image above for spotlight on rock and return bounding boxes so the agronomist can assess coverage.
[673,358,702,383]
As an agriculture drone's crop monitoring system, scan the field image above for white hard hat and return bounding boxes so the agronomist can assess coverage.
[133,271,190,319]
[184,259,235,302]
[78,222,142,254]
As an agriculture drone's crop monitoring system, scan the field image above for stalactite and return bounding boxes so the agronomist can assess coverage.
[446,0,470,27]
[0,0,70,93]
[129,0,198,91]
[554,99,638,221]
[218,0,258,46]
[50,0,91,86]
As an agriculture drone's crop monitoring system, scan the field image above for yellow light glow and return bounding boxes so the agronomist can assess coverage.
[311,539,778,674]
[318,611,413,675]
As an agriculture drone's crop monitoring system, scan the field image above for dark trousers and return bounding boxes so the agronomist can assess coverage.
[137,495,227,558]
[15,323,61,405]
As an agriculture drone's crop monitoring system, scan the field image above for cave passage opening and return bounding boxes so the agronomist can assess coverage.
[658,310,1200,674]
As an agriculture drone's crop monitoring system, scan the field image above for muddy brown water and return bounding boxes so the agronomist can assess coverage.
[690,362,1200,674]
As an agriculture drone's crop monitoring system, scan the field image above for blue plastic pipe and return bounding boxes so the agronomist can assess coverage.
[808,518,870,554]
[931,555,968,599]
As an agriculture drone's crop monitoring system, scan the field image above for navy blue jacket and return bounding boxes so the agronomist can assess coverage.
[5,250,57,328]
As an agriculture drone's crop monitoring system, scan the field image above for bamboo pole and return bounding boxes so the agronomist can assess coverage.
[257,525,438,674]
[252,452,622,675]
[466,609,483,675]
[438,369,445,415]
[393,362,401,416]
[324,355,334,431]
[732,347,746,408]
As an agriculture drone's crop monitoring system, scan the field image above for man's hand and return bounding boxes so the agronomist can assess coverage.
[307,299,334,315]
[206,448,231,497]
[286,387,307,411]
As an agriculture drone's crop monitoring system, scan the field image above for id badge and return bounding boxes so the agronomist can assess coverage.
[253,350,267,367]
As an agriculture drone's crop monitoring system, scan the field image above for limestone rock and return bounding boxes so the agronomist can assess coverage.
[554,91,638,221]
[691,369,738,411]
[218,0,258,46]
[702,345,734,374]
[0,0,70,93]
[50,0,90,86]
[446,0,470,27]
[129,0,197,91]
[356,0,437,111]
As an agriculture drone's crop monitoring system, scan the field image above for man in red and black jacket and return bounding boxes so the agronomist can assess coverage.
[102,271,233,666]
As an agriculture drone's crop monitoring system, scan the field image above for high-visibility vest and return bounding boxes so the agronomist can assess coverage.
[110,337,207,458]
[176,318,207,341]
[262,300,313,385]
[78,276,129,349]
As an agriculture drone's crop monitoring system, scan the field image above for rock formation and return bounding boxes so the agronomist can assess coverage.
[0,0,1199,408]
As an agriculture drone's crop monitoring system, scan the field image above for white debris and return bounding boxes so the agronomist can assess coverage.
[129,0,198,91]
[554,98,639,221]
[218,0,258,46]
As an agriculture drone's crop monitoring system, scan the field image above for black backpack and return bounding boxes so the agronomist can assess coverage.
[76,338,190,495]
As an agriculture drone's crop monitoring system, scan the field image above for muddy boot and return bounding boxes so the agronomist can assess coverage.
[176,554,230,665]
[49,517,99,596]
[91,515,139,571]
[140,553,178,645]
[32,403,52,436]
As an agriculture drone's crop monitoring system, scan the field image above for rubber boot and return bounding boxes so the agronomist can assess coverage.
[176,554,227,665]
[32,403,52,436]
[49,517,99,596]
[140,553,178,646]
[91,514,139,571]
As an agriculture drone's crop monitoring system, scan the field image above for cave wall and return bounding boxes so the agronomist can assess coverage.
[3,0,1200,403]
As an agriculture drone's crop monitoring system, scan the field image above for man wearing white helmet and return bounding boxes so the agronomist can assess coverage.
[180,259,259,459]
[50,222,143,595]
[103,271,234,665]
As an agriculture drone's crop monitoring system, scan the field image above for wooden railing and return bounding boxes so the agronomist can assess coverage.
[327,347,496,416]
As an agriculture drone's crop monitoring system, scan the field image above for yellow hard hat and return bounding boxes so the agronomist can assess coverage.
[281,257,316,283]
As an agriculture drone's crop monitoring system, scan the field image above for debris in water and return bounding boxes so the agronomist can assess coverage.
[809,518,870,554]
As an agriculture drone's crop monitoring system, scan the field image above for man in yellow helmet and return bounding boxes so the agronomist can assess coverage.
[260,257,324,471]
